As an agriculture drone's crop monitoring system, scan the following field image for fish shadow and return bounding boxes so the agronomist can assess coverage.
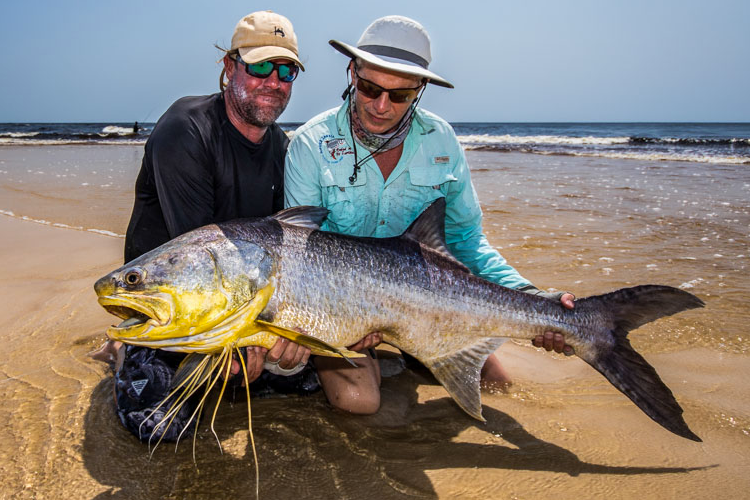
[82,362,710,499]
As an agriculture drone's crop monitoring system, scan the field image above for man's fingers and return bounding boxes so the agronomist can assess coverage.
[346,331,385,352]
[543,331,554,351]
[552,332,566,352]
[300,348,311,366]
[533,331,576,356]
[278,342,301,369]
[288,348,303,368]
[245,346,265,383]
[362,332,383,349]
[254,347,266,374]
[265,338,288,363]
[290,345,311,368]
[362,335,374,350]
[348,335,373,352]
[281,342,312,369]
[262,337,312,370]
[561,292,576,309]
[267,338,313,368]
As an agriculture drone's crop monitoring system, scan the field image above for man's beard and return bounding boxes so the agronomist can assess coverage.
[226,78,291,127]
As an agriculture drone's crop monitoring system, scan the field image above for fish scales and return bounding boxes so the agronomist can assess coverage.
[270,224,561,358]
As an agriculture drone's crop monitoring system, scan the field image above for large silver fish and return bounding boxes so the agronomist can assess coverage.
[95,199,703,442]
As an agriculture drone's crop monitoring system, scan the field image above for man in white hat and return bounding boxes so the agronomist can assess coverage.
[103,11,316,441]
[285,15,575,414]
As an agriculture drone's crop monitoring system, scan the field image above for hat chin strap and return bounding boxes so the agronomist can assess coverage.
[219,68,227,91]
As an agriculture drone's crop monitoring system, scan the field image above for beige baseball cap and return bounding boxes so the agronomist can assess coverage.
[231,11,304,71]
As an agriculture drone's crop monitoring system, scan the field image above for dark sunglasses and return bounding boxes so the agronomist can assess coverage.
[354,72,423,103]
[234,57,299,82]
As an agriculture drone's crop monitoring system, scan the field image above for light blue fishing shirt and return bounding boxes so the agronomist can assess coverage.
[284,99,532,289]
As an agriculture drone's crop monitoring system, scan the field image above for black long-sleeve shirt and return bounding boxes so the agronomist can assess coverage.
[124,93,287,262]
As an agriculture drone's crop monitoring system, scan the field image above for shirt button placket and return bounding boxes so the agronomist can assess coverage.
[377,184,388,237]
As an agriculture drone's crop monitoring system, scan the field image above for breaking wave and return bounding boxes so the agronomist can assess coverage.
[457,133,750,165]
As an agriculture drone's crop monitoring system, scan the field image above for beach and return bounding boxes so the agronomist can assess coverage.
[0,144,748,499]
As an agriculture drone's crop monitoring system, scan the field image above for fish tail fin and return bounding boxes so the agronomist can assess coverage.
[578,285,704,442]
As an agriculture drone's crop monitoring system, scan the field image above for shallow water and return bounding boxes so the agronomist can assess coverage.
[1,145,749,498]
[0,145,140,235]
[469,151,748,354]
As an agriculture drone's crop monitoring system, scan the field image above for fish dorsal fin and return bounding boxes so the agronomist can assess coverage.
[403,198,470,273]
[271,206,329,230]
[417,337,507,422]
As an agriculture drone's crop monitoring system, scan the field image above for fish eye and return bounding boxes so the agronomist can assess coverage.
[124,269,143,286]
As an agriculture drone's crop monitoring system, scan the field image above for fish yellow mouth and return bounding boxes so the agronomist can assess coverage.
[98,293,173,338]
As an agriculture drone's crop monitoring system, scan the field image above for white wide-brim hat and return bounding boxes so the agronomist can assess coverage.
[329,15,453,89]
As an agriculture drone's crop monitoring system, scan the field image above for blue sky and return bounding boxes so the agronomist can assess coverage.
[1,0,748,122]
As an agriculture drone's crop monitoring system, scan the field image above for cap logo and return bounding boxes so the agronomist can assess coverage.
[274,27,286,37]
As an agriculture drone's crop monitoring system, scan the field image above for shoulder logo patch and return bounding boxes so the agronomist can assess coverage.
[433,156,450,164]
[318,134,353,164]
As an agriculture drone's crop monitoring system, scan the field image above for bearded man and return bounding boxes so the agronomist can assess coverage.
[106,11,314,441]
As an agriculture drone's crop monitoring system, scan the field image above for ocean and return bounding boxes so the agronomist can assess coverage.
[2,122,749,165]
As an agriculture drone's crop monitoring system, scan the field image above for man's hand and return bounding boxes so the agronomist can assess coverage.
[532,292,576,356]
[265,337,311,370]
[347,332,383,352]
[240,346,268,382]
[227,338,312,384]
[224,346,267,383]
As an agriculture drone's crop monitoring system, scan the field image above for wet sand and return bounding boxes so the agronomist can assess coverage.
[0,145,748,498]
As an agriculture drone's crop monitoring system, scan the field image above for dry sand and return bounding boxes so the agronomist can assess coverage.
[0,213,748,499]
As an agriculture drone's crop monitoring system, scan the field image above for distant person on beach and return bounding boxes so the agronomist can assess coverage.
[285,16,575,414]
[132,121,139,134]
[93,11,316,441]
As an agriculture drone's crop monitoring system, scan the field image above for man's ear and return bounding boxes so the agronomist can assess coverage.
[224,54,235,79]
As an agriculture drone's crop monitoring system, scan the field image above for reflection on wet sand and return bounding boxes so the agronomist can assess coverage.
[82,362,711,500]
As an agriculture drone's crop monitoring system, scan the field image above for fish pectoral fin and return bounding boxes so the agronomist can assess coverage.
[254,320,365,364]
[419,338,507,422]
